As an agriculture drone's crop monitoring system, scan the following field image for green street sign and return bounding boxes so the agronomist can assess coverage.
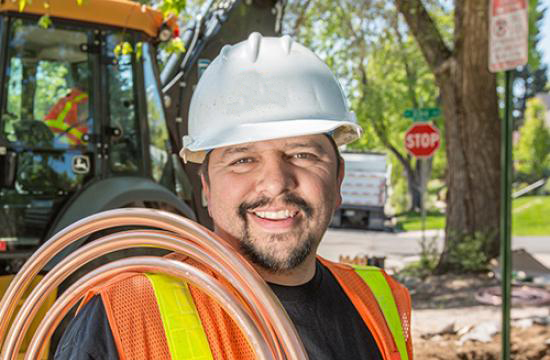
[403,108,441,121]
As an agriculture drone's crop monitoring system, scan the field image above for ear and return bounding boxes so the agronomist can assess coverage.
[200,173,212,216]
[335,157,345,208]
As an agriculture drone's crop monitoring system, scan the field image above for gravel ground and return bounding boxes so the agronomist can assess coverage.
[408,274,550,359]
[413,325,550,360]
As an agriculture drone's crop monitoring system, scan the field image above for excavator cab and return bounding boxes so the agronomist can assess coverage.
[0,0,178,274]
[0,1,185,357]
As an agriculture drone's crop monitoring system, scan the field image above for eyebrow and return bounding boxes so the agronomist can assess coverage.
[285,142,327,154]
[219,141,328,159]
[219,146,253,158]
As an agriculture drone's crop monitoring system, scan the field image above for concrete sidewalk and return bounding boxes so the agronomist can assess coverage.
[318,228,550,270]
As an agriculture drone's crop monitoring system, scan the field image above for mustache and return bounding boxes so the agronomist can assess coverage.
[238,193,313,219]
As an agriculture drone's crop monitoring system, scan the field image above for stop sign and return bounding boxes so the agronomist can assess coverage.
[404,123,440,158]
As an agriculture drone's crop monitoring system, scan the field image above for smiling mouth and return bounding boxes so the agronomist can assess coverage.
[251,209,298,220]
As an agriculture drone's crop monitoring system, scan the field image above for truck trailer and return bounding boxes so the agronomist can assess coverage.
[331,152,391,230]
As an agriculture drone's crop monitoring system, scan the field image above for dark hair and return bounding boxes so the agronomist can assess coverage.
[198,151,211,184]
[198,135,342,184]
[326,134,343,176]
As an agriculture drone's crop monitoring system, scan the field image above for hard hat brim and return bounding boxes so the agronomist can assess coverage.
[180,119,363,163]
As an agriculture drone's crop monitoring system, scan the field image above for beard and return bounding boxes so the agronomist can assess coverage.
[237,193,319,273]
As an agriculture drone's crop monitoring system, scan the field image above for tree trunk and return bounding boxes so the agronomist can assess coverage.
[396,0,501,272]
[407,171,422,212]
[405,157,432,212]
[21,64,37,119]
[382,143,426,213]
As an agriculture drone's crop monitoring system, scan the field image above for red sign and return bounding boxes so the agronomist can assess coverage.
[404,123,441,158]
[489,0,528,72]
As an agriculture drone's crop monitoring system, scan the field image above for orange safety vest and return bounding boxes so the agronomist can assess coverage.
[44,88,89,146]
[80,255,413,360]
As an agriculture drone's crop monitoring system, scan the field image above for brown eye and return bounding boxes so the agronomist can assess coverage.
[293,153,318,160]
[231,157,254,166]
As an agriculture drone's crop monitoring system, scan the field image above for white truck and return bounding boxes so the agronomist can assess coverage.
[331,152,390,230]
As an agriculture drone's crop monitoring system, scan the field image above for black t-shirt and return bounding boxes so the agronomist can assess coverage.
[54,294,118,359]
[269,261,382,360]
[55,261,382,360]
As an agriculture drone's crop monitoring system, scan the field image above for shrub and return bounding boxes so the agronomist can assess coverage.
[445,231,491,273]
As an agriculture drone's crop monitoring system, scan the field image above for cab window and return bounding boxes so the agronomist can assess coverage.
[105,32,142,174]
[143,43,169,182]
[1,18,94,194]
[2,19,92,149]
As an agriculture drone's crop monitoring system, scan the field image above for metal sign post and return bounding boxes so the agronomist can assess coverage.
[500,68,513,360]
[403,110,441,241]
[488,1,528,358]
[420,158,429,243]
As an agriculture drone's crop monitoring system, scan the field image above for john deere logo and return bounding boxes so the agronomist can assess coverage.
[72,155,90,174]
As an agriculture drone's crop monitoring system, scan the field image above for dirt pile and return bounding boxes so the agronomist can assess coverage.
[414,325,549,360]
[407,273,550,359]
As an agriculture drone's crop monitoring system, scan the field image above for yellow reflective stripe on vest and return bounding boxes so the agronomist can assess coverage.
[352,266,408,360]
[44,118,66,130]
[43,119,84,145]
[145,274,214,360]
[56,93,88,123]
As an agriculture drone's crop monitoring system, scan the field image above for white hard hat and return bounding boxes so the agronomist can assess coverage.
[180,32,363,163]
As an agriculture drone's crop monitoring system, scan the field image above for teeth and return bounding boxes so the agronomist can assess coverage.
[254,209,295,220]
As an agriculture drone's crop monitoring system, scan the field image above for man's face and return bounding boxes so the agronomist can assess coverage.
[202,134,344,273]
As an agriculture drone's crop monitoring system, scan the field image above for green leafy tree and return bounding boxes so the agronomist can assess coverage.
[284,0,447,213]
[512,66,548,128]
[395,0,504,272]
[296,0,546,272]
[515,98,550,180]
[511,0,547,128]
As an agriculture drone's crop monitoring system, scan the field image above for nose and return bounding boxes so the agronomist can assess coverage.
[256,155,297,197]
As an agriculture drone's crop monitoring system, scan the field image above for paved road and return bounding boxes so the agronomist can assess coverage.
[318,228,550,268]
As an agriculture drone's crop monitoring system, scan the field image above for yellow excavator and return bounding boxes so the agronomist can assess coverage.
[0,0,281,357]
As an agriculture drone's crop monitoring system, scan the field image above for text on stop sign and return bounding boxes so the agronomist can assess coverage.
[406,133,440,148]
[404,123,441,158]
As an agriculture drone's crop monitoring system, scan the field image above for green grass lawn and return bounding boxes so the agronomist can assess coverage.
[512,195,550,236]
[395,211,446,232]
[395,195,550,235]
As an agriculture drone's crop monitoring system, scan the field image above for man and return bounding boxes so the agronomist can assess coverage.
[44,85,89,147]
[55,33,412,360]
